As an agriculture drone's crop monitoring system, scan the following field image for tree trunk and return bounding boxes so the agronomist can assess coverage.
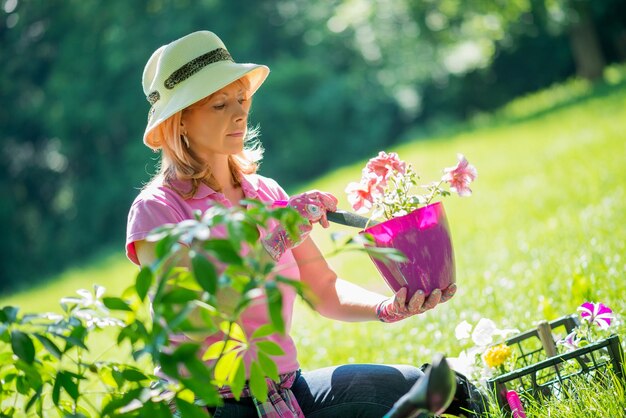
[568,0,606,80]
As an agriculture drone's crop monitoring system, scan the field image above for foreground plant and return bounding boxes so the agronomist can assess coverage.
[0,200,399,417]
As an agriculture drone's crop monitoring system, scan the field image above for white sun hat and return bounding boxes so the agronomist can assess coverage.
[141,30,270,149]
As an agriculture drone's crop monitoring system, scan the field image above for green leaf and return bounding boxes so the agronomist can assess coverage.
[135,267,153,301]
[121,368,149,382]
[190,251,218,295]
[202,340,240,361]
[154,232,181,259]
[15,360,43,390]
[174,269,203,291]
[0,323,10,342]
[112,368,125,388]
[256,340,285,356]
[257,351,279,382]
[11,330,35,364]
[364,246,408,264]
[203,239,242,265]
[52,374,61,405]
[173,342,201,360]
[1,306,19,324]
[184,357,213,383]
[248,362,268,402]
[175,398,212,418]
[34,333,62,360]
[251,324,276,340]
[157,353,180,381]
[25,388,42,412]
[213,351,239,384]
[227,220,260,244]
[226,355,243,387]
[264,282,285,333]
[161,288,199,304]
[102,297,133,312]
[100,387,144,417]
[230,356,246,400]
[16,374,30,395]
[63,325,88,351]
[179,376,221,407]
[58,371,79,400]
[219,321,247,343]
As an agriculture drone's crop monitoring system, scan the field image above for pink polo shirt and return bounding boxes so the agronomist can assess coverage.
[126,173,300,375]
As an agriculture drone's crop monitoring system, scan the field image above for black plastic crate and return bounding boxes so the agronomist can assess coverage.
[488,325,624,409]
[505,315,579,369]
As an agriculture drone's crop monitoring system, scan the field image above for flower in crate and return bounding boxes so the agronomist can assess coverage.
[345,152,477,221]
[578,301,613,330]
[483,344,513,370]
[449,318,518,387]
[557,330,583,352]
[558,301,617,353]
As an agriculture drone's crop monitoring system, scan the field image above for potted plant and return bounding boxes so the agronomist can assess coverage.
[344,152,477,298]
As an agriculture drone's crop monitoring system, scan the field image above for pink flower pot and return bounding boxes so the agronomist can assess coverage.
[362,202,455,298]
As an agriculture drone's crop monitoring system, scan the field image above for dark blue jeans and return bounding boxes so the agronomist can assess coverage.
[211,364,423,417]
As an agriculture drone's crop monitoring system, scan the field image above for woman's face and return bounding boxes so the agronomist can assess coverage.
[181,80,251,160]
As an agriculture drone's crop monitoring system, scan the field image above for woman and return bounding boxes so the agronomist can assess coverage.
[127,31,457,417]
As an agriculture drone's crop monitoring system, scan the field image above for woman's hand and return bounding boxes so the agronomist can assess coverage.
[376,284,457,323]
[286,190,338,228]
[262,190,338,261]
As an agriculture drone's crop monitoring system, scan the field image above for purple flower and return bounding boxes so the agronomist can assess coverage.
[578,302,614,330]
[558,331,581,352]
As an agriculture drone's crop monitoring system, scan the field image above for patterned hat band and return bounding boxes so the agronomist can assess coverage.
[146,47,234,105]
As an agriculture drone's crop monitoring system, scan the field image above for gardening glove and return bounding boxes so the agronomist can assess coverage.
[262,190,338,261]
[376,284,457,323]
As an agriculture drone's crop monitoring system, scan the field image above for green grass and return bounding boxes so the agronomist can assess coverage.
[2,68,626,416]
[0,249,137,314]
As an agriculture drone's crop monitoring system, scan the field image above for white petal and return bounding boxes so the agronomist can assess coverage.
[472,318,497,346]
[94,285,106,299]
[455,320,473,340]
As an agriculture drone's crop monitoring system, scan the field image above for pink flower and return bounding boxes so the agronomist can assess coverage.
[578,302,614,330]
[346,175,383,214]
[365,151,406,182]
[442,154,478,197]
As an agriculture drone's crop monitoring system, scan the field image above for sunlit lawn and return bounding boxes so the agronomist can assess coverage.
[2,71,625,416]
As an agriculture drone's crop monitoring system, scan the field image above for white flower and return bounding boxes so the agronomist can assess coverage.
[61,285,107,312]
[471,318,498,346]
[471,318,519,347]
[74,309,124,328]
[455,320,472,340]
[447,349,475,377]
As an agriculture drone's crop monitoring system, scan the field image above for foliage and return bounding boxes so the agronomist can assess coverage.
[0,200,401,416]
[0,202,307,416]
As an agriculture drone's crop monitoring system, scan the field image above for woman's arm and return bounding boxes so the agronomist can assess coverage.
[291,237,452,322]
[292,237,383,321]
[134,240,158,267]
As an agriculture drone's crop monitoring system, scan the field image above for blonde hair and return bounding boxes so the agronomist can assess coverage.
[146,78,263,198]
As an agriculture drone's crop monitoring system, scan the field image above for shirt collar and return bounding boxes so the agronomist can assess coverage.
[168,174,259,200]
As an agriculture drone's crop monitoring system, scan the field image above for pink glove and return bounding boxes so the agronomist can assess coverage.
[262,191,338,261]
[376,285,457,323]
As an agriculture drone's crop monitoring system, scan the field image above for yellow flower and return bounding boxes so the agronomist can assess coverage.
[483,344,512,368]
